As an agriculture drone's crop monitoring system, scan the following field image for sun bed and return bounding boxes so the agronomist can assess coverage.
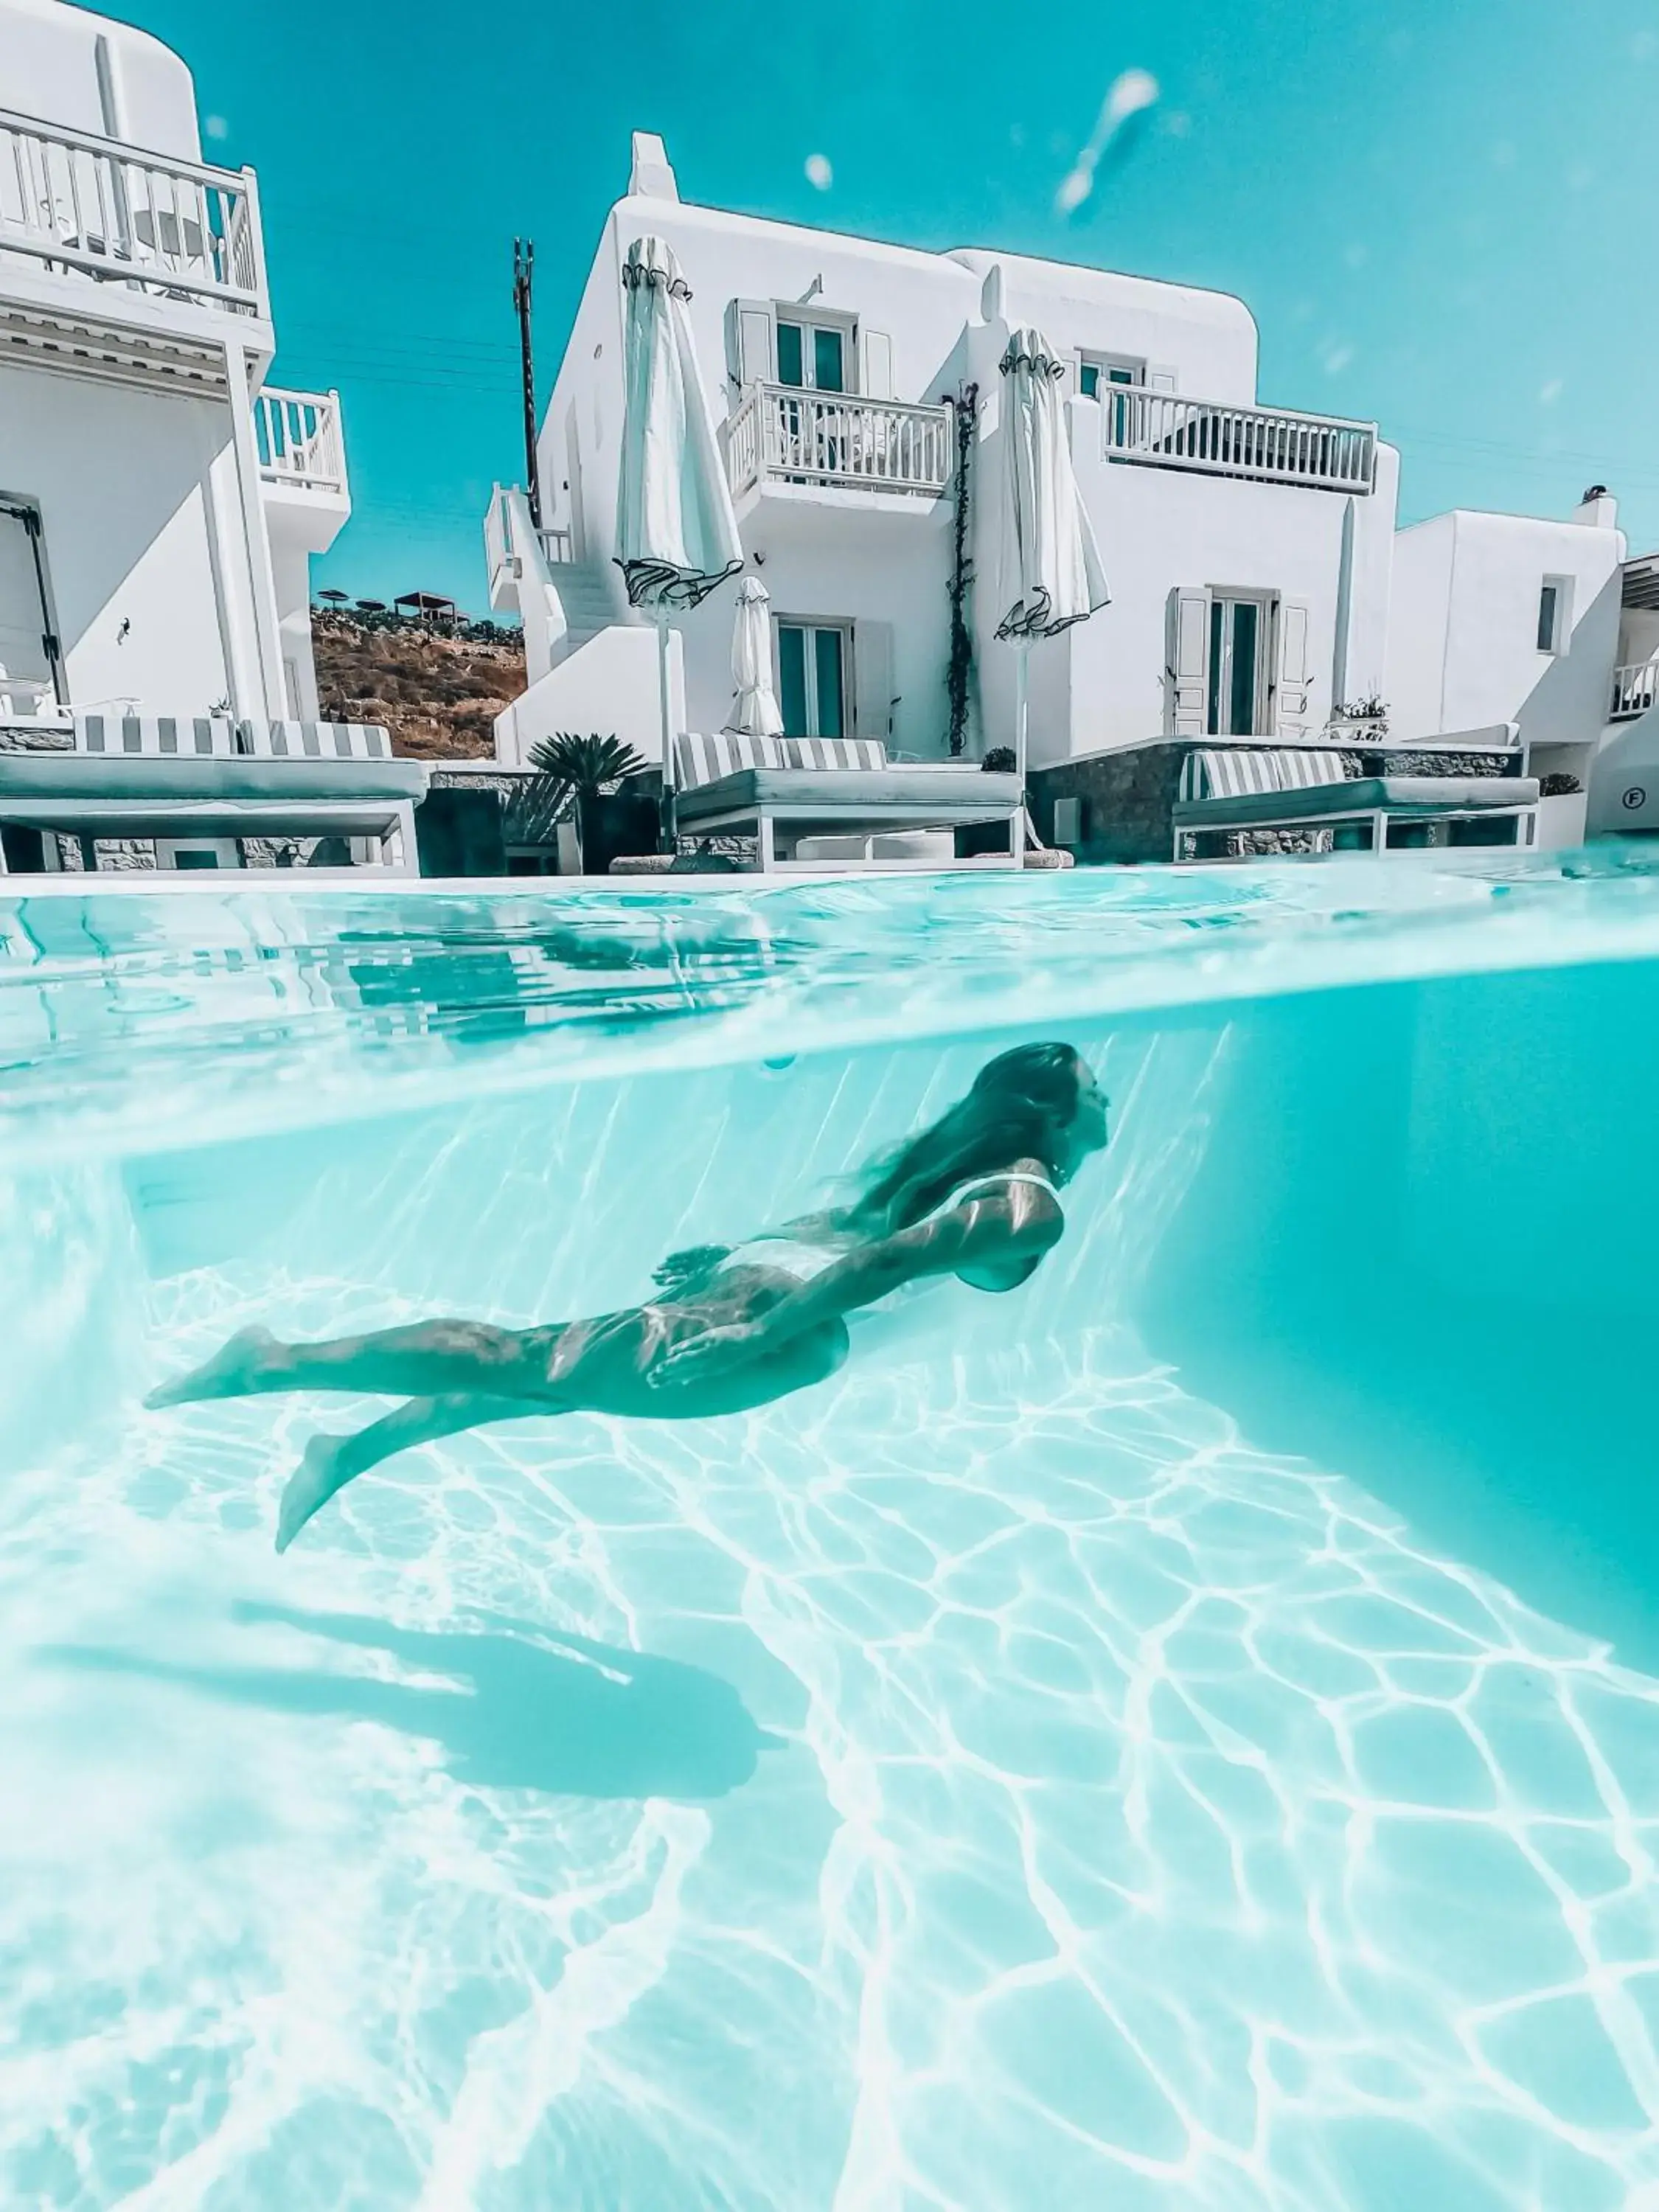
[671,734,1026,872]
[1172,746,1540,858]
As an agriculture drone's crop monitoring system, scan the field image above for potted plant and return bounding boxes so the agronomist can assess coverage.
[528,732,655,874]
[1537,769,1587,851]
[1325,695,1390,741]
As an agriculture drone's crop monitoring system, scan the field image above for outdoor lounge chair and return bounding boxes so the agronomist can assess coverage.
[1171,745,1540,859]
[671,733,1027,872]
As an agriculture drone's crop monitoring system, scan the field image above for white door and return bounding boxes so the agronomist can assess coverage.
[0,498,60,700]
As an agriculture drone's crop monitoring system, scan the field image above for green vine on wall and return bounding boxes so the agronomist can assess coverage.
[945,381,978,756]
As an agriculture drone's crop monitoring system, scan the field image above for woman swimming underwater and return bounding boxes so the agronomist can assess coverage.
[149,1042,1109,1551]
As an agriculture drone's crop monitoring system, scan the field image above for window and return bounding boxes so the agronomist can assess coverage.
[1537,574,1572,653]
[776,621,851,738]
[1079,356,1145,448]
[1078,354,1143,400]
[776,318,847,392]
[1206,596,1267,736]
[1078,357,1142,398]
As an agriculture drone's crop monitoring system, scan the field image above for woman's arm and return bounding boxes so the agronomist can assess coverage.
[647,1183,1061,1390]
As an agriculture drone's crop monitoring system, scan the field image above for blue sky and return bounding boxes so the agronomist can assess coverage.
[128,0,1658,609]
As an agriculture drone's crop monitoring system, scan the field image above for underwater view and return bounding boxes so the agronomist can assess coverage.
[7,858,1659,2210]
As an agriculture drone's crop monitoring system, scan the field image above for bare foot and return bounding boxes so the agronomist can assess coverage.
[276,1432,348,1554]
[146,1326,282,1410]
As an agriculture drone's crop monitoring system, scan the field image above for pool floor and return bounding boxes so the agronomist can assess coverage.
[6,1301,1657,2210]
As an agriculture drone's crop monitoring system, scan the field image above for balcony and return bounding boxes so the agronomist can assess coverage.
[1611,659,1659,722]
[255,387,345,498]
[255,385,348,560]
[726,384,953,503]
[0,106,267,331]
[1102,388,1377,494]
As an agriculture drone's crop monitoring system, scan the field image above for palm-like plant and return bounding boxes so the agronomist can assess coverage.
[526,732,655,872]
[527,732,647,795]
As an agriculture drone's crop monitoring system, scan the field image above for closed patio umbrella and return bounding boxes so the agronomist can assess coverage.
[995,325,1110,856]
[616,235,743,841]
[726,575,783,737]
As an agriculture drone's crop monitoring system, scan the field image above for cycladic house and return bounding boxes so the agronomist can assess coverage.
[0,0,422,872]
[489,132,1652,860]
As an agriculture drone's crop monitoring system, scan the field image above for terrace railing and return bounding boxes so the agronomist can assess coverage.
[0,106,265,318]
[1102,387,1377,494]
[254,387,344,496]
[1610,658,1659,722]
[727,384,953,498]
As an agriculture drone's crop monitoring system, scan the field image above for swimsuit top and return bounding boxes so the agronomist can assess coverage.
[720,1168,1063,1287]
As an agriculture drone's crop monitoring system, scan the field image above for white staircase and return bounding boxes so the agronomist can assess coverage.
[549,561,640,658]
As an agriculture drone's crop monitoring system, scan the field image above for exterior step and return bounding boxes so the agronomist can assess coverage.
[549,560,642,656]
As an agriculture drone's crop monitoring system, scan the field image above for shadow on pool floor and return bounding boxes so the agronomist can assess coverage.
[45,1600,782,1801]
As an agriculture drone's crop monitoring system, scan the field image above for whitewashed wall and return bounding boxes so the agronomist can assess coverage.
[1385,507,1625,746]
[0,360,268,717]
[495,626,685,770]
[0,0,201,156]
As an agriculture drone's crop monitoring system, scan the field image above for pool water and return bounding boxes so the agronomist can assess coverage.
[7,858,1659,2210]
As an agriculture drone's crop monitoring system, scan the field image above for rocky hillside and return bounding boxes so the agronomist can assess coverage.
[311,612,525,760]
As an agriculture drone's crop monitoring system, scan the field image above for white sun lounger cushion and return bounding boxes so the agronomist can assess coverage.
[675,732,784,786]
[776,738,888,771]
[1180,747,1353,802]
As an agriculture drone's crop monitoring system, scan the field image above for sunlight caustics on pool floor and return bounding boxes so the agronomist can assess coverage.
[5,859,1659,2209]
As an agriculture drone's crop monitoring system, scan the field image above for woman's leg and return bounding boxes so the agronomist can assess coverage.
[277,1391,534,1552]
[276,1317,853,1551]
[149,1318,555,1411]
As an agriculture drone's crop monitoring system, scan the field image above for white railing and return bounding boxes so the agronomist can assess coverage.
[726,385,953,498]
[0,106,265,317]
[254,387,345,495]
[1611,659,1659,721]
[537,524,574,565]
[1102,388,1377,493]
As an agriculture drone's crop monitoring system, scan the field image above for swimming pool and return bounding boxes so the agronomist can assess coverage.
[6,855,1659,2209]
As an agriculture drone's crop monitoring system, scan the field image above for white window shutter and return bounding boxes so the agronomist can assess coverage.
[1166,588,1210,735]
[725,298,775,387]
[859,327,894,400]
[1148,364,1178,393]
[1274,598,1313,736]
[852,618,894,743]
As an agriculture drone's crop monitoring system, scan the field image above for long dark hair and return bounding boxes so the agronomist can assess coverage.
[652,1042,1087,1295]
[845,1042,1086,1236]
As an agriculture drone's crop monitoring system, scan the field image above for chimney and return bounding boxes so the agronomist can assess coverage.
[1575,484,1618,529]
[628,132,679,203]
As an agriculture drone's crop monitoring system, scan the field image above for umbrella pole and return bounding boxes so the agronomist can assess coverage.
[655,607,675,855]
[1012,643,1029,865]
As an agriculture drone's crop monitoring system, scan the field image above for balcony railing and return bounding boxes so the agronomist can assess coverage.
[255,388,345,496]
[1611,658,1659,722]
[0,106,265,318]
[1102,388,1377,494]
[726,384,953,499]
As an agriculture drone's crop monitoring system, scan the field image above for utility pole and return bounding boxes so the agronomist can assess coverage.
[512,237,541,529]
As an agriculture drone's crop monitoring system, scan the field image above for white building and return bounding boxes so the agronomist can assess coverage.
[1384,489,1644,844]
[488,131,1659,866]
[489,132,1399,780]
[0,0,423,874]
[0,0,351,723]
